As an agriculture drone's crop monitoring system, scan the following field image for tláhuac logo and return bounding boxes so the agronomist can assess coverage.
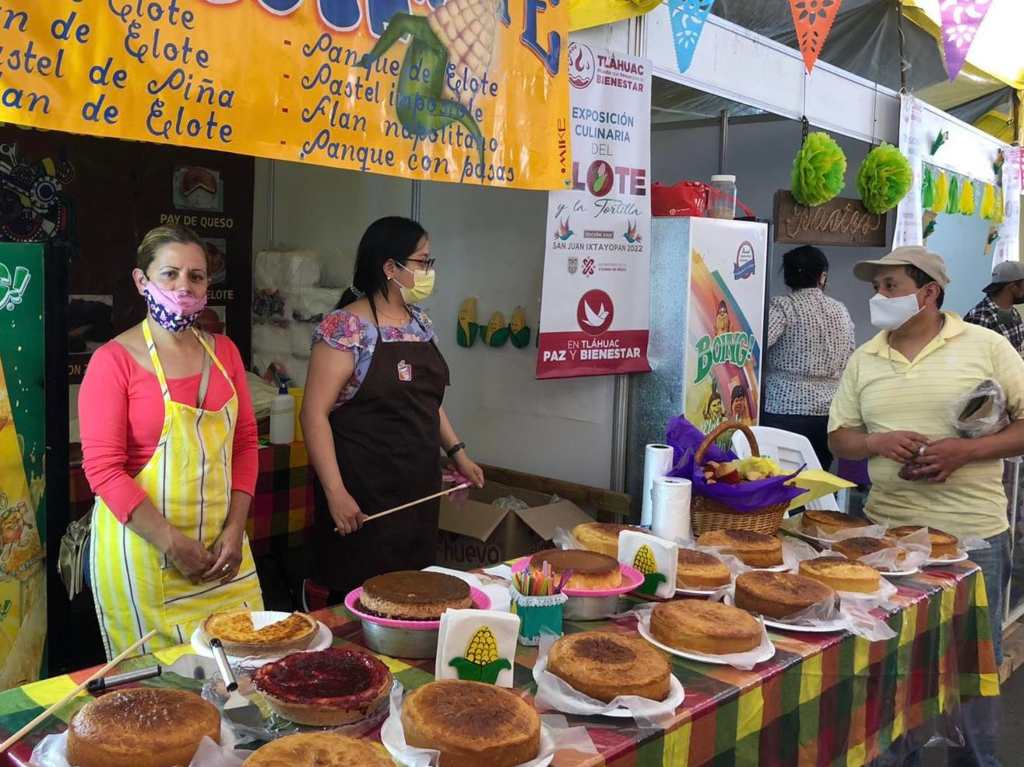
[694,332,755,383]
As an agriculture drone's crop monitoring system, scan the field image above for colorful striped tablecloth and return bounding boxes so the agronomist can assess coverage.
[0,562,998,767]
[69,442,315,557]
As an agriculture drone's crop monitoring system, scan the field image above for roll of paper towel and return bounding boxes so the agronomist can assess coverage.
[641,444,674,527]
[651,477,692,543]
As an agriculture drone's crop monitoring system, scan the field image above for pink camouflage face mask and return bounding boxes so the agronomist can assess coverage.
[143,281,208,333]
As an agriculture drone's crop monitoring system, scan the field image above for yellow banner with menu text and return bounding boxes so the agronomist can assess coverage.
[0,0,570,190]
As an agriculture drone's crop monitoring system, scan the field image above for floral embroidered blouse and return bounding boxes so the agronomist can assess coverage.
[311,305,435,405]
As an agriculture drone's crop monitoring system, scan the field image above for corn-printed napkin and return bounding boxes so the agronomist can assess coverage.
[435,609,520,688]
[618,530,678,599]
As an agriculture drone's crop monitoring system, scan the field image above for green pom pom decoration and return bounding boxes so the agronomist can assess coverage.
[792,132,847,207]
[857,143,913,214]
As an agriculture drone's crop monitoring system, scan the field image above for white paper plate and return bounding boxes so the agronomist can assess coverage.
[749,563,790,573]
[762,616,846,633]
[636,620,776,666]
[675,585,724,597]
[924,552,969,567]
[879,566,920,577]
[190,612,333,667]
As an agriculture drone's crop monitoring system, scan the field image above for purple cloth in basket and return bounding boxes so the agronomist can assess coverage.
[665,416,805,513]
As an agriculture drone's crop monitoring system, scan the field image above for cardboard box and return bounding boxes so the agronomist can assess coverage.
[437,481,594,570]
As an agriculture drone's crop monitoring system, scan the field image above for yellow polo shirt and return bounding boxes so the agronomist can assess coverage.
[828,312,1024,539]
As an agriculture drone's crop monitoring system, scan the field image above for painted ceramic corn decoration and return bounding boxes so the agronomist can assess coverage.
[509,306,531,349]
[358,1,494,173]
[428,0,502,104]
[633,544,666,596]
[457,297,479,348]
[484,310,509,347]
[448,626,511,683]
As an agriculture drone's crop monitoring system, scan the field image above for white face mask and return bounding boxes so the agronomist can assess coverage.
[869,292,922,330]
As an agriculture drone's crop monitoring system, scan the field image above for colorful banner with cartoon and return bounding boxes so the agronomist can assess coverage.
[0,0,569,190]
[0,243,47,689]
[683,219,768,445]
[536,44,651,379]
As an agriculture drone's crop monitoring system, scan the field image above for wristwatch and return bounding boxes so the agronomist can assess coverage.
[445,442,466,458]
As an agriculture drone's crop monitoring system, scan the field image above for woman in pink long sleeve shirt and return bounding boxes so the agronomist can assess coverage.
[78,224,263,657]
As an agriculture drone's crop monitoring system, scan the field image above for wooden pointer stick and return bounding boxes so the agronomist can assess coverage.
[0,628,159,754]
[334,483,472,532]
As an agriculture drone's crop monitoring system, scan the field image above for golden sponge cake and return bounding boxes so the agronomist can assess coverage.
[573,522,648,558]
[735,571,836,620]
[799,556,881,594]
[402,681,540,767]
[800,510,871,537]
[888,526,960,559]
[67,688,220,767]
[242,733,394,767]
[697,530,783,567]
[547,631,670,702]
[650,599,761,655]
[676,549,731,590]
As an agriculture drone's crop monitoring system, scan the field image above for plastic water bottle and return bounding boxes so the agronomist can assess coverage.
[269,385,295,445]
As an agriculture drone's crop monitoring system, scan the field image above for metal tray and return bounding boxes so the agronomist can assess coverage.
[563,594,623,621]
[361,620,439,659]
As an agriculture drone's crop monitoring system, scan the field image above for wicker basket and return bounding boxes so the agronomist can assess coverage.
[691,422,788,536]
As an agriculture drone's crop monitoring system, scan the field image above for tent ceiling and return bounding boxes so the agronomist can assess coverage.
[653,1,1014,138]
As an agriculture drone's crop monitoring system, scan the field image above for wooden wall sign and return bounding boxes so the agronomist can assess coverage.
[773,191,887,247]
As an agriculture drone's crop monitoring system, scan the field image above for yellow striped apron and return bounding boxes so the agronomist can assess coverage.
[90,322,263,659]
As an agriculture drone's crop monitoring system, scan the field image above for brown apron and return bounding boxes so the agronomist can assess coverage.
[314,307,449,596]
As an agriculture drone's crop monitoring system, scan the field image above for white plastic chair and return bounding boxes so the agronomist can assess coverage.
[731,425,840,512]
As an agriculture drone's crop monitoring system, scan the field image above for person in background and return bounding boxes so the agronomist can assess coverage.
[763,245,855,469]
[80,225,263,659]
[829,246,1022,767]
[964,260,1024,356]
[301,216,484,602]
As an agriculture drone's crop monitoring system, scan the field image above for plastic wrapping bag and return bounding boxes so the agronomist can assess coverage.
[665,417,805,513]
[380,684,596,767]
[494,496,530,513]
[779,515,888,543]
[32,723,243,767]
[952,379,1009,438]
[531,634,685,727]
[853,527,930,573]
[552,527,583,551]
[283,287,340,322]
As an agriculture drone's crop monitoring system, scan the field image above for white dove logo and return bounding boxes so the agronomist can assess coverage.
[582,300,609,327]
[577,290,614,336]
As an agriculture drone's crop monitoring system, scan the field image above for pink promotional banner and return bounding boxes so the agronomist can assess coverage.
[536,43,652,379]
[940,0,993,80]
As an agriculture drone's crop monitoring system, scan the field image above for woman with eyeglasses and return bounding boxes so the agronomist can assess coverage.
[301,216,484,600]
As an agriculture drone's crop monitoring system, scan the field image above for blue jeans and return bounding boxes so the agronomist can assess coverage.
[882,531,1010,767]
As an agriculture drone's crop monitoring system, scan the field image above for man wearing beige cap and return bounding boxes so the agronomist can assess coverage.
[829,245,1023,766]
[964,260,1024,355]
